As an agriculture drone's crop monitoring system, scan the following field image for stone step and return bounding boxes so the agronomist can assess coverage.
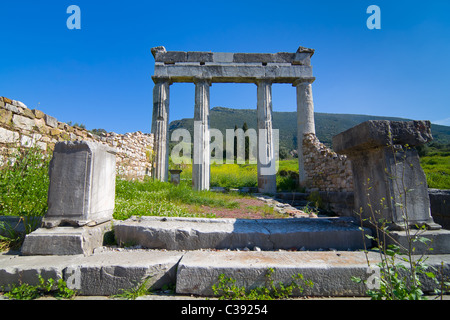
[114,216,372,251]
[2,250,449,297]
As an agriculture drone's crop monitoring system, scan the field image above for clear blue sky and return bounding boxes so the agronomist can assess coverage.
[1,0,449,134]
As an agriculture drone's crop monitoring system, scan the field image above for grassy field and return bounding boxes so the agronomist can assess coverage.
[178,159,300,190]
[113,178,246,220]
[420,155,450,190]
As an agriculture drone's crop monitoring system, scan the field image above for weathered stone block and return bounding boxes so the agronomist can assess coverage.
[21,222,111,256]
[43,141,117,228]
[0,127,19,144]
[12,114,35,131]
[333,120,439,230]
[50,128,61,136]
[333,120,433,155]
[32,109,45,119]
[187,51,213,62]
[21,108,35,119]
[155,51,187,63]
[44,114,58,128]
[2,97,12,104]
[0,109,12,125]
[4,103,19,113]
[233,53,274,63]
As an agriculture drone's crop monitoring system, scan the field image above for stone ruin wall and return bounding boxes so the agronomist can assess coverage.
[302,133,354,193]
[0,96,154,180]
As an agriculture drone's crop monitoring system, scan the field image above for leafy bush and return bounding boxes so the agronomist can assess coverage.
[0,146,50,218]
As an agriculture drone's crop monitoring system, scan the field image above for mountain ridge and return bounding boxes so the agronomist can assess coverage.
[169,107,450,152]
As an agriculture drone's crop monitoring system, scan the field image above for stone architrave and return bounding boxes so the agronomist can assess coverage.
[333,120,441,230]
[256,80,276,194]
[293,78,316,185]
[192,78,211,191]
[43,141,117,228]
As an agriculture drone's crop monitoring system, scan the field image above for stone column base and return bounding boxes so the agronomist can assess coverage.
[21,222,111,256]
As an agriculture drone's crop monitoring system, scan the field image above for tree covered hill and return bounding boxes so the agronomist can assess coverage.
[169,107,450,153]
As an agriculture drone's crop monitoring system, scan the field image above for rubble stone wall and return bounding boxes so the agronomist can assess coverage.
[302,133,354,192]
[0,96,153,180]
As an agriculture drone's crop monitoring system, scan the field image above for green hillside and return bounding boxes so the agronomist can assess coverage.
[169,107,450,153]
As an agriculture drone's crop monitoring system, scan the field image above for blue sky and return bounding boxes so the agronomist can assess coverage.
[1,0,449,134]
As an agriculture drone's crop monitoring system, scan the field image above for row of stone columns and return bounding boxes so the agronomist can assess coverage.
[151,77,316,193]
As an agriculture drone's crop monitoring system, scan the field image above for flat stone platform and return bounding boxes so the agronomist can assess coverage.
[114,216,372,251]
[1,249,449,297]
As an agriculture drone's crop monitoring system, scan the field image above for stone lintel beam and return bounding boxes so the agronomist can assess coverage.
[151,48,314,65]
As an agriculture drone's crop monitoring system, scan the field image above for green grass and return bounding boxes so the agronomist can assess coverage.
[113,178,243,220]
[178,160,302,191]
[420,155,450,189]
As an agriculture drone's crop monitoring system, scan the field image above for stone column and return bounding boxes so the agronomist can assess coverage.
[151,77,171,182]
[333,120,441,230]
[294,78,316,185]
[256,80,277,194]
[192,78,211,191]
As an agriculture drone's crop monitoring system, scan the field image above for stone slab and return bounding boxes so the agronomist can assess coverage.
[176,251,450,297]
[0,253,81,290]
[114,216,372,251]
[2,250,450,297]
[64,250,183,296]
[176,251,379,297]
[0,250,183,296]
[386,229,450,255]
[21,222,111,256]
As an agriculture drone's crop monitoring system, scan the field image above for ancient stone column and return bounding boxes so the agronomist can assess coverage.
[151,77,171,182]
[333,120,441,230]
[294,78,316,185]
[256,80,277,194]
[192,78,211,191]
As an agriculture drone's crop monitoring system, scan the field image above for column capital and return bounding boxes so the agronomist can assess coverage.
[254,78,273,86]
[292,77,316,87]
[193,77,212,86]
[152,76,173,85]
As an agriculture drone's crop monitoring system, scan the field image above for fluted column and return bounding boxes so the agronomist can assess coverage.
[294,77,316,185]
[151,77,171,182]
[192,78,211,191]
[256,80,277,194]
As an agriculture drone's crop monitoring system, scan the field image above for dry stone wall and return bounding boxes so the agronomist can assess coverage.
[302,133,354,192]
[0,96,154,180]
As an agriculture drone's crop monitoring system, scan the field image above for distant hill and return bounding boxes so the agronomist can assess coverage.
[169,107,450,152]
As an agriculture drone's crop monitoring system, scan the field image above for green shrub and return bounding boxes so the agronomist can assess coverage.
[0,146,50,218]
